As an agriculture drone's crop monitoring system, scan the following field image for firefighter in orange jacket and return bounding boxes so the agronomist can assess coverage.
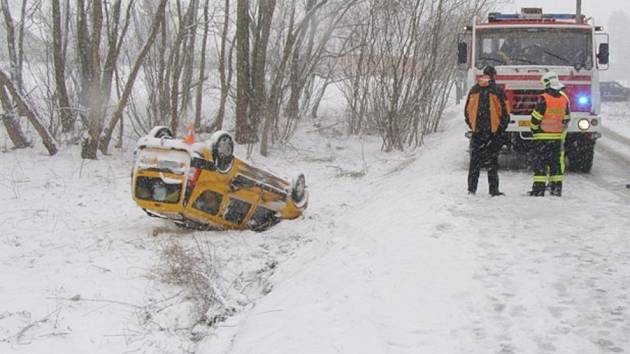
[529,71,570,197]
[465,66,510,196]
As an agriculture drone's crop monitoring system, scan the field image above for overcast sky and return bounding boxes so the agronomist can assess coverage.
[496,0,630,26]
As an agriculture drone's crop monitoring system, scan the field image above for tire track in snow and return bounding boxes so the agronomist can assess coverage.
[600,126,630,147]
[561,126,630,201]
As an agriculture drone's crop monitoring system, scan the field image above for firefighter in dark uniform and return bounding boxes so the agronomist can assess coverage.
[465,65,510,196]
[529,71,570,197]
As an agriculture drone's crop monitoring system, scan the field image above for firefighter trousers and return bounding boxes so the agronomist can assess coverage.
[531,139,564,196]
[468,133,501,194]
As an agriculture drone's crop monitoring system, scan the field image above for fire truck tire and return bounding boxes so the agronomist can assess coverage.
[567,140,594,173]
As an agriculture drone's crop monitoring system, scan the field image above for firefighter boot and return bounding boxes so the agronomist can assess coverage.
[550,182,562,197]
[528,182,545,197]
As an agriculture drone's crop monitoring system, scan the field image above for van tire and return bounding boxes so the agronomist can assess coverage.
[150,126,173,139]
[291,173,306,204]
[212,132,234,172]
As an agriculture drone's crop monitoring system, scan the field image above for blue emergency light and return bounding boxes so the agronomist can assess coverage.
[543,14,577,20]
[578,95,590,106]
[488,10,576,22]
[488,13,519,21]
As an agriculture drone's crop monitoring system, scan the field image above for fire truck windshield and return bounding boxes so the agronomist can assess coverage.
[475,28,593,70]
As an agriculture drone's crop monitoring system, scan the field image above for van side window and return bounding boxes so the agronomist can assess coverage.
[193,190,223,215]
[249,207,277,230]
[224,198,251,224]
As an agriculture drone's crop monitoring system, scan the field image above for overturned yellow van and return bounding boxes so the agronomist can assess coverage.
[132,126,308,231]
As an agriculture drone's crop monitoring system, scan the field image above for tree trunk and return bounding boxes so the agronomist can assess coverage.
[283,0,316,130]
[0,0,23,93]
[76,0,92,124]
[100,0,126,107]
[52,0,74,132]
[166,0,196,136]
[81,0,105,160]
[235,0,251,143]
[0,83,29,149]
[249,0,276,135]
[17,0,26,92]
[0,69,57,155]
[212,0,232,132]
[194,0,211,131]
[310,73,333,118]
[180,0,198,116]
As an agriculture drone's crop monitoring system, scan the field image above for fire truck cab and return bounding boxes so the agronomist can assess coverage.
[457,7,610,172]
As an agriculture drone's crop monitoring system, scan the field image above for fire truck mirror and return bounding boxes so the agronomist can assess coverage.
[458,42,468,65]
[598,43,609,65]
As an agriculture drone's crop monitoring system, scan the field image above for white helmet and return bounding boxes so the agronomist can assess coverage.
[541,71,564,90]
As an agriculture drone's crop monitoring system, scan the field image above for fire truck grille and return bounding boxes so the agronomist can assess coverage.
[510,90,543,115]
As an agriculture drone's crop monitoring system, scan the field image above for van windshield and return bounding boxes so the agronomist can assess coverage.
[135,176,182,204]
[476,28,592,69]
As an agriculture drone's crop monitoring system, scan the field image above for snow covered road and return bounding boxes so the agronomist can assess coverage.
[200,112,630,354]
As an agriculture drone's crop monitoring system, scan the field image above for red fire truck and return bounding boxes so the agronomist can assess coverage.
[457,7,610,172]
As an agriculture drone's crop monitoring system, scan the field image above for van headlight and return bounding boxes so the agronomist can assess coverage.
[578,119,590,131]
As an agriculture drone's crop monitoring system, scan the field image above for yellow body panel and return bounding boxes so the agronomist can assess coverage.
[132,170,186,215]
[131,144,306,231]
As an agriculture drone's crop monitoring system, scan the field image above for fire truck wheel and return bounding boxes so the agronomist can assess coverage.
[567,140,594,173]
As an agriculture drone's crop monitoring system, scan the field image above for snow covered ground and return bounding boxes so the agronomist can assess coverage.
[2,102,630,354]
[198,106,630,354]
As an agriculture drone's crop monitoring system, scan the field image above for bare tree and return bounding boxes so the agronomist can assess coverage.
[99,0,168,154]
[180,0,198,117]
[52,0,74,133]
[127,0,204,138]
[339,0,488,151]
[0,82,30,149]
[209,0,233,132]
[234,0,252,143]
[280,0,358,141]
[0,69,58,155]
[194,0,211,131]
[16,0,27,86]
[259,0,328,156]
[166,0,200,136]
[0,0,31,149]
[249,0,276,139]
[0,0,24,92]
[76,0,172,159]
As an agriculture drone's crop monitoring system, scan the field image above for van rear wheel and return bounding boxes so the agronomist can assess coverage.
[149,126,173,139]
[291,173,306,204]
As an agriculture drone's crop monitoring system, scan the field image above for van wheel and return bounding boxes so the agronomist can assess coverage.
[149,126,173,139]
[291,173,306,204]
[212,132,234,172]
